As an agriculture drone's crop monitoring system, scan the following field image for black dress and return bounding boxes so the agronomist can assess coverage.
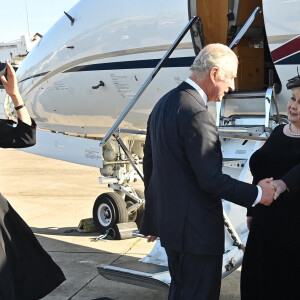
[241,124,300,300]
[0,119,65,300]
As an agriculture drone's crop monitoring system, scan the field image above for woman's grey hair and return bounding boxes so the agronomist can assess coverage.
[190,43,238,81]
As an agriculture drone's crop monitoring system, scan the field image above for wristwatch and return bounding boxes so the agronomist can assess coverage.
[15,104,25,110]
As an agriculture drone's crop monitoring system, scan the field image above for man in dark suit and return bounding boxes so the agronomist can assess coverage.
[140,44,275,300]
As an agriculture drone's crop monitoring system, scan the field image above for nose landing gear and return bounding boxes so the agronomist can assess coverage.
[92,190,145,234]
[93,192,128,233]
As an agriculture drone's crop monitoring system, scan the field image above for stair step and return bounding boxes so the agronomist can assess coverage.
[224,90,266,100]
[218,126,264,135]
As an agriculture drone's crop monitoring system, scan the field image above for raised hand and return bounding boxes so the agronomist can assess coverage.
[0,60,20,99]
[0,60,32,125]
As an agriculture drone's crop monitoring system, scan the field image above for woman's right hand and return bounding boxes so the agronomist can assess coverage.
[0,60,21,100]
[0,60,32,126]
[247,217,252,230]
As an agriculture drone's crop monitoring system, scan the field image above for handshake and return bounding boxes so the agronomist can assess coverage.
[258,178,287,206]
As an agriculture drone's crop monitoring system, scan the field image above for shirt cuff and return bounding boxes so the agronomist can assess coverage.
[253,186,262,206]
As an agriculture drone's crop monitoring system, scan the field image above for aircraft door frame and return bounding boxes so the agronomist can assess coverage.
[188,0,204,55]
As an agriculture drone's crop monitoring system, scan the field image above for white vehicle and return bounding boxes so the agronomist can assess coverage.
[5,0,300,290]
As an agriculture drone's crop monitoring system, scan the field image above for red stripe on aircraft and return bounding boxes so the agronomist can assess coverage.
[271,36,300,63]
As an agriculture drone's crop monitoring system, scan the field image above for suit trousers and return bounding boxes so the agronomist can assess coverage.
[165,248,222,300]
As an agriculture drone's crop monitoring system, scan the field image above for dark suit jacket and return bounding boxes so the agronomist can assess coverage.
[0,118,36,148]
[140,81,258,256]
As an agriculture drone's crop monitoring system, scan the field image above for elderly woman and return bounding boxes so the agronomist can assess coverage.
[240,75,300,300]
[0,61,65,299]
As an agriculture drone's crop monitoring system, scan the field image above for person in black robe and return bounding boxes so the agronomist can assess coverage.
[0,60,65,299]
[240,75,300,300]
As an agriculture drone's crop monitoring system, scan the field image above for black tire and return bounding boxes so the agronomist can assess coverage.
[93,192,128,233]
[125,190,145,229]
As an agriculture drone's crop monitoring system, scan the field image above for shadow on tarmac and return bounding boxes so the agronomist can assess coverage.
[34,233,240,300]
[37,234,169,300]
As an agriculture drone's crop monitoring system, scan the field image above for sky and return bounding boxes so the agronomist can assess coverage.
[1,0,79,43]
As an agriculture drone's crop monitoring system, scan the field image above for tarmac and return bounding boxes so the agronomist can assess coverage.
[0,148,241,300]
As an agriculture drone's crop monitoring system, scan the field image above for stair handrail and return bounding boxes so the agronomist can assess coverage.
[99,16,201,146]
[229,7,262,49]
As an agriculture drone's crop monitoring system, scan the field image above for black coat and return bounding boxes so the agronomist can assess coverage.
[140,81,258,255]
[0,118,65,299]
[0,118,36,148]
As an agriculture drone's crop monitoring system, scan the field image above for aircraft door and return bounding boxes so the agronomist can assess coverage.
[190,0,271,92]
[189,0,229,47]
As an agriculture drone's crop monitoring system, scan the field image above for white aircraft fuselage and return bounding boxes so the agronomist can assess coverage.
[17,0,194,136]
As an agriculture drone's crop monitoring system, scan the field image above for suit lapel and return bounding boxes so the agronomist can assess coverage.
[177,81,207,109]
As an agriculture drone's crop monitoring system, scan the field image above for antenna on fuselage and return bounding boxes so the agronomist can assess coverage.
[25,0,31,37]
[64,11,75,26]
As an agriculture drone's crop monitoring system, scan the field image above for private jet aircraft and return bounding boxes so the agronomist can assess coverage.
[3,0,299,290]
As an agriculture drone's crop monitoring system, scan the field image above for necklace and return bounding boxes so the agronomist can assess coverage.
[288,123,300,136]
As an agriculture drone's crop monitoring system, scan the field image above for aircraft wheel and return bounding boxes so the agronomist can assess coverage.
[93,192,128,233]
[125,190,145,229]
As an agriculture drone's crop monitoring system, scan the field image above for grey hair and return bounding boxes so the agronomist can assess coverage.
[190,43,238,81]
